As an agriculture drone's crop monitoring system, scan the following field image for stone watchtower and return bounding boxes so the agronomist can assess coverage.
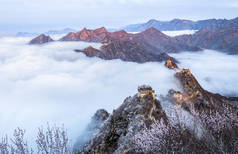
[137,85,155,99]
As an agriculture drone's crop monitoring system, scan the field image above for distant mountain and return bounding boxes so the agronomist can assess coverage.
[31,27,197,63]
[175,27,238,54]
[122,17,238,32]
[60,27,110,42]
[30,25,238,62]
[60,27,199,53]
[16,28,76,37]
[29,34,54,45]
[57,27,202,63]
[75,40,176,63]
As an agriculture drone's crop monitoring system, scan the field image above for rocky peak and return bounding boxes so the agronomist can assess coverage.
[94,27,107,33]
[29,34,54,45]
[60,27,109,42]
[81,27,88,32]
[91,109,109,122]
[79,28,90,40]
[75,46,101,57]
[141,27,166,36]
[165,64,238,113]
[175,69,203,96]
[110,30,129,39]
[137,85,155,99]
[147,19,158,24]
[73,109,109,152]
[83,85,167,153]
[166,68,214,112]
[165,59,179,69]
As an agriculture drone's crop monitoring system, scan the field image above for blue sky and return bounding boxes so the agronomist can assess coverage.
[0,0,238,35]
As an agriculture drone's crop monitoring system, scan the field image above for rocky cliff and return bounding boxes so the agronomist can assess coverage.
[83,85,168,154]
[79,60,238,153]
[74,109,109,152]
[75,40,176,63]
[60,27,111,43]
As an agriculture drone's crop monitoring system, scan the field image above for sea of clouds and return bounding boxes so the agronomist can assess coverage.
[0,34,237,144]
[0,36,179,143]
[162,30,197,37]
[124,30,197,36]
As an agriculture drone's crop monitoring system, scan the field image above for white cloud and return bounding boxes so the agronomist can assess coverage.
[170,50,238,96]
[0,36,179,142]
[0,35,237,145]
[162,30,197,37]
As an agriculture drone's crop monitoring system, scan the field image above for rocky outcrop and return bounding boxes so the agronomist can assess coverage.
[175,27,238,54]
[165,59,179,69]
[164,64,238,153]
[166,66,238,113]
[29,34,54,45]
[92,109,110,122]
[75,40,176,63]
[74,109,109,152]
[80,62,238,153]
[60,27,111,43]
[75,46,101,57]
[83,85,167,154]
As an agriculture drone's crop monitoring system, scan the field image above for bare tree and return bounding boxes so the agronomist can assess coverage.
[36,124,72,154]
[0,128,33,154]
[0,124,72,154]
[132,106,229,153]
[0,135,11,154]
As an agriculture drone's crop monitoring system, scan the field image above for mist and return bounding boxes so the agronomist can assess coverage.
[171,50,238,96]
[0,36,179,143]
[162,30,197,37]
[0,35,237,145]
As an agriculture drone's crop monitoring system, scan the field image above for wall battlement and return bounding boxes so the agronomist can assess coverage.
[137,85,155,99]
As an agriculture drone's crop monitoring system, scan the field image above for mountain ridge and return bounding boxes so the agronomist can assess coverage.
[122,17,238,32]
[77,60,238,153]
[175,27,238,54]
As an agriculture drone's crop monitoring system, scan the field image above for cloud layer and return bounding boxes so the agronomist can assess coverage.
[0,35,237,144]
[0,36,179,142]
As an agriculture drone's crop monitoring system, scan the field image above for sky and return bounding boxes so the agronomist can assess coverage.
[0,0,238,35]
